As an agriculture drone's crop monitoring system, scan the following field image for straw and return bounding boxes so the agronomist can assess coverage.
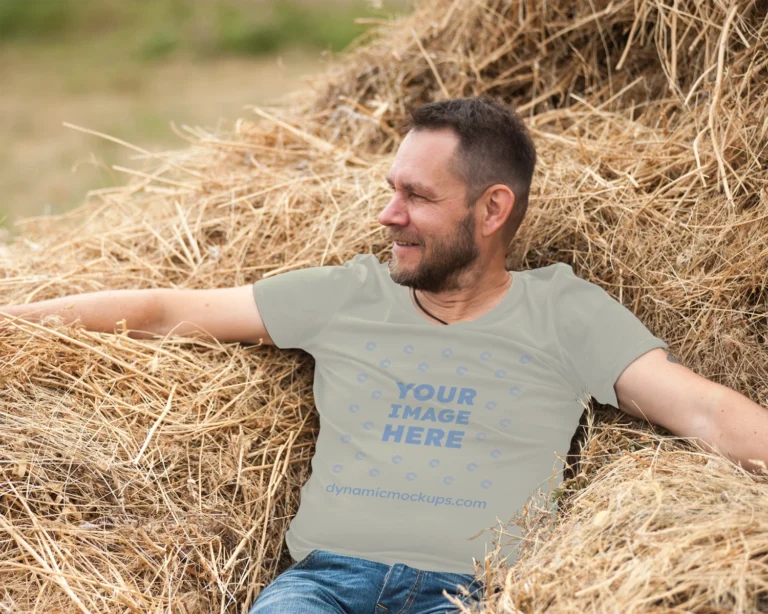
[1,0,767,611]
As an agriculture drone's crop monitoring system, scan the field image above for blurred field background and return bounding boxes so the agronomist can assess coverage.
[0,0,409,229]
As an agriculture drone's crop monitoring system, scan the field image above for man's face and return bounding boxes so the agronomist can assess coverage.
[378,128,480,293]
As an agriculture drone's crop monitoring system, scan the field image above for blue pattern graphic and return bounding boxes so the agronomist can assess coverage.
[363,421,374,430]
[371,390,383,399]
[392,455,403,464]
[494,369,506,378]
[441,348,453,358]
[456,365,468,376]
[508,386,521,396]
[466,463,478,472]
[485,401,497,410]
[443,476,455,485]
[480,352,492,361]
[341,434,352,443]
[480,480,492,489]
[499,418,512,427]
[355,451,366,460]
[403,345,415,354]
[476,432,487,441]
[365,342,376,351]
[369,468,380,477]
[380,359,391,368]
[332,465,343,473]
[418,362,429,372]
[490,448,502,459]
[428,459,440,468]
[348,404,360,413]
[357,373,368,383]
[405,472,417,481]
[520,354,533,364]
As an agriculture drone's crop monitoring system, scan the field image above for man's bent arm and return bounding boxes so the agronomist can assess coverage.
[616,348,768,474]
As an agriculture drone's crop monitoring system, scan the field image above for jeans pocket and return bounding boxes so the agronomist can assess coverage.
[437,573,484,604]
[467,578,486,601]
[451,576,485,602]
[285,549,321,572]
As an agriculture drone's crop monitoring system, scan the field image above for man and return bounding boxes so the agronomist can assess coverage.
[2,97,766,614]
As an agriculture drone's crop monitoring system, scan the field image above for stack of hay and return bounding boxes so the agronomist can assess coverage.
[1,0,766,611]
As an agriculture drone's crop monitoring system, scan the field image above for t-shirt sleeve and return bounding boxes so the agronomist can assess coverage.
[252,254,369,351]
[551,263,668,407]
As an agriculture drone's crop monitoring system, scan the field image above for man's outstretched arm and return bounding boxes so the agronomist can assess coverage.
[0,285,274,345]
[0,290,161,338]
[615,348,768,473]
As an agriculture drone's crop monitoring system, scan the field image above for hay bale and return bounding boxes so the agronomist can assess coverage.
[472,410,768,612]
[1,0,766,611]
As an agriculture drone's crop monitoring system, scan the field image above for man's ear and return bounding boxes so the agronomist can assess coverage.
[481,185,515,238]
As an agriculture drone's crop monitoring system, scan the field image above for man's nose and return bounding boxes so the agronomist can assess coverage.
[378,194,408,227]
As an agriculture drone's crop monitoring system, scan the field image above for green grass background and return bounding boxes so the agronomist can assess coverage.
[0,0,386,57]
[0,0,409,228]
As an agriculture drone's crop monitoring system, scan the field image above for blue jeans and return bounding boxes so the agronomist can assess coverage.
[249,549,485,613]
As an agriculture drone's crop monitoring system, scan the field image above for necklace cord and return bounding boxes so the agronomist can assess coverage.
[412,288,448,325]
[410,274,513,326]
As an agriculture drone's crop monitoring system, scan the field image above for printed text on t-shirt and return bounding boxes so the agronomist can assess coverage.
[381,382,476,449]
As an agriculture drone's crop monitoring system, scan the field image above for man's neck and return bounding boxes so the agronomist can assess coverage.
[411,270,513,325]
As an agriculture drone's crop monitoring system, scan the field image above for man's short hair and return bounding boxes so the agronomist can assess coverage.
[408,97,537,245]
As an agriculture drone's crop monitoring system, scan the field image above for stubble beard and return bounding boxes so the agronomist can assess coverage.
[388,208,480,293]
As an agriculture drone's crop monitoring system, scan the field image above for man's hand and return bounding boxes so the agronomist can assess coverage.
[615,348,768,473]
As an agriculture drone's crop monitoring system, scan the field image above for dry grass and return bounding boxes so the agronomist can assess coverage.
[1,0,767,611]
